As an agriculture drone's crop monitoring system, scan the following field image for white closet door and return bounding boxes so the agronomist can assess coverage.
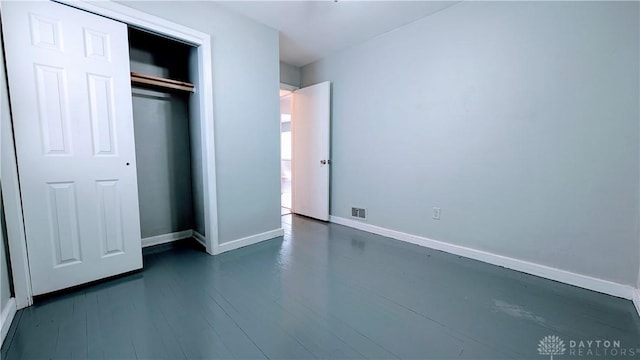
[2,1,142,295]
[292,82,331,221]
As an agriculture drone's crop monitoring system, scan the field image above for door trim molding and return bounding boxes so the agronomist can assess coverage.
[330,216,636,301]
[193,231,207,248]
[1,105,32,309]
[53,0,204,45]
[3,0,220,307]
[1,0,33,308]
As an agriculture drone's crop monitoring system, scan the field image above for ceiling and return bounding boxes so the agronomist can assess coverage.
[215,1,460,67]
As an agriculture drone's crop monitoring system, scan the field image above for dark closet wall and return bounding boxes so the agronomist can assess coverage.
[129,29,195,239]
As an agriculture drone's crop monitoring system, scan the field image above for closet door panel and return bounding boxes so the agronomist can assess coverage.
[34,64,73,155]
[83,28,112,61]
[87,74,117,156]
[2,0,142,296]
[96,180,125,256]
[47,182,82,267]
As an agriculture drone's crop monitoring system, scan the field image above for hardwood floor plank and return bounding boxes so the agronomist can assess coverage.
[207,263,364,359]
[210,290,317,359]
[53,292,88,359]
[2,214,639,359]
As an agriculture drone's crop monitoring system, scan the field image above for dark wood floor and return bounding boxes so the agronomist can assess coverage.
[2,214,639,359]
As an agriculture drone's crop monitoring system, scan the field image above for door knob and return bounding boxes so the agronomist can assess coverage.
[320,160,331,165]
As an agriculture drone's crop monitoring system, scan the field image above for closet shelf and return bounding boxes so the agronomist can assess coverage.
[130,72,195,92]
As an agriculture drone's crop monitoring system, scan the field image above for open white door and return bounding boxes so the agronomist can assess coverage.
[292,82,331,221]
[2,1,142,295]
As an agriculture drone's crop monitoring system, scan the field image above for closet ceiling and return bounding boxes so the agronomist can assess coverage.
[215,1,460,67]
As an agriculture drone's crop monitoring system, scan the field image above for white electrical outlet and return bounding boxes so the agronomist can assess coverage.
[432,207,441,220]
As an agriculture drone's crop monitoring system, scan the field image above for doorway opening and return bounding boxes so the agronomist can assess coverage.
[280,89,292,215]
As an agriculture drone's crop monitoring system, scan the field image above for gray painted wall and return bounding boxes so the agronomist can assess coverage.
[129,30,197,239]
[302,1,640,285]
[280,62,301,88]
[120,1,281,244]
[0,33,12,311]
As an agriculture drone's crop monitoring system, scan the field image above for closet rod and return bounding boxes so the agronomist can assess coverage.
[130,72,195,92]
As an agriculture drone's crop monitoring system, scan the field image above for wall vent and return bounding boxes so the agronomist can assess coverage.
[351,207,367,220]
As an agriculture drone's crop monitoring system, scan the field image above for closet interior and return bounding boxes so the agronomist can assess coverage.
[128,28,206,245]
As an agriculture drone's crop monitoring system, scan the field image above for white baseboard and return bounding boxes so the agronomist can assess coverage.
[215,228,284,254]
[141,230,193,248]
[193,231,206,248]
[1,298,17,347]
[330,216,635,300]
[633,288,640,318]
[140,228,284,256]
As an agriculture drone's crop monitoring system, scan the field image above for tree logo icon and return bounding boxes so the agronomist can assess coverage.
[538,335,566,360]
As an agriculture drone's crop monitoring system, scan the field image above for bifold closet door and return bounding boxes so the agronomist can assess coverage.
[2,1,142,295]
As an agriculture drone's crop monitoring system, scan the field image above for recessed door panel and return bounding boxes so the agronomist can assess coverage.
[35,65,72,155]
[96,180,124,256]
[29,13,63,51]
[88,74,117,155]
[83,28,111,61]
[47,182,82,267]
